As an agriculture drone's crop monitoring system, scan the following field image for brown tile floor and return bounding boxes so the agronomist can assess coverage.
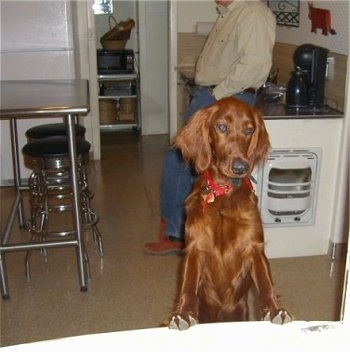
[0,132,347,347]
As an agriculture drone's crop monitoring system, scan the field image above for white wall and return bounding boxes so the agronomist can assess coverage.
[177,0,217,32]
[0,0,75,184]
[138,0,169,135]
[275,0,349,55]
[177,0,349,55]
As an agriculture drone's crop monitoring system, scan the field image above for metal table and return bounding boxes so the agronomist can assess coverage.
[0,79,90,299]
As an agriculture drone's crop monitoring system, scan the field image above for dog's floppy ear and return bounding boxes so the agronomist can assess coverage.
[173,105,217,173]
[247,108,271,165]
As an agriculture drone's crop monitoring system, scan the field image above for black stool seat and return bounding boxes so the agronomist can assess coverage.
[23,136,90,158]
[25,123,86,140]
[23,136,91,170]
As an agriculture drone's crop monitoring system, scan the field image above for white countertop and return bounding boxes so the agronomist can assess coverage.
[2,321,349,352]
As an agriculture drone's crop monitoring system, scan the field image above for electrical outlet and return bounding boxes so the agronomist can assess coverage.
[326,57,335,80]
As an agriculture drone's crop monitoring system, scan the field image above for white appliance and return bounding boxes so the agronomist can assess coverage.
[0,0,76,185]
[259,148,322,227]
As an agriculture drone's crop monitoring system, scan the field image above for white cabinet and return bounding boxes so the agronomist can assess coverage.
[262,118,343,258]
[98,73,140,132]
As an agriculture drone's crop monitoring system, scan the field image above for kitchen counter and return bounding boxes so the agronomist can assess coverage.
[177,67,343,120]
[253,93,344,258]
[255,97,343,119]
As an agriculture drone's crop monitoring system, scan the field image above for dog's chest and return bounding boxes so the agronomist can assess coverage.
[191,183,256,215]
[186,184,261,245]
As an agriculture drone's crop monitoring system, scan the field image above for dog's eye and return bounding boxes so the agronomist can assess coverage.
[216,123,228,133]
[244,126,254,135]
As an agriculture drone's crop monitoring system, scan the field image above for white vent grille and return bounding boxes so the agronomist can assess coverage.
[260,148,322,226]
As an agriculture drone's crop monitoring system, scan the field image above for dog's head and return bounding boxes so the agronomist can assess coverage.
[173,97,270,178]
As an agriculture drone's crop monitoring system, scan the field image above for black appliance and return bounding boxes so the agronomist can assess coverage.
[97,49,134,75]
[285,44,329,110]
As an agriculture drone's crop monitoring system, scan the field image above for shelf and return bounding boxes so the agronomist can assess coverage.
[99,94,137,99]
[98,72,140,131]
[100,123,138,131]
[98,73,138,81]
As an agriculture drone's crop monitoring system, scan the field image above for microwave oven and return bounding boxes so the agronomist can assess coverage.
[97,49,134,75]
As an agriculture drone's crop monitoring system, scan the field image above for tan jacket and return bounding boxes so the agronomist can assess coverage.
[195,0,276,99]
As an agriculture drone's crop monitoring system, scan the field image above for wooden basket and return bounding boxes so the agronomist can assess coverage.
[100,16,135,51]
[99,99,118,125]
[119,97,136,113]
[102,40,127,51]
[119,97,137,121]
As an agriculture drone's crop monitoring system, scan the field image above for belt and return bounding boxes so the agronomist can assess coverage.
[197,85,256,94]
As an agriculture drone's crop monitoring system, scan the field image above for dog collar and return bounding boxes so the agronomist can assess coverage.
[201,170,253,212]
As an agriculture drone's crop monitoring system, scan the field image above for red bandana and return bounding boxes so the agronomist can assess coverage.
[201,170,253,212]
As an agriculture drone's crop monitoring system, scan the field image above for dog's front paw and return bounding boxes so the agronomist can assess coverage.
[263,309,293,325]
[168,314,198,330]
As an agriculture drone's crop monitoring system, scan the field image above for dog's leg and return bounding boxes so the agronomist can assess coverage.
[251,252,293,324]
[169,252,201,330]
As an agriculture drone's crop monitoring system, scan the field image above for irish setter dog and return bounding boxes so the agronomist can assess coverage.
[168,97,292,330]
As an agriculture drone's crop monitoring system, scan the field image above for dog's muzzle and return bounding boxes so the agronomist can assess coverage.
[232,159,249,175]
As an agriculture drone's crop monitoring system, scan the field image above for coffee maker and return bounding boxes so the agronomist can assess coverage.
[286,44,329,110]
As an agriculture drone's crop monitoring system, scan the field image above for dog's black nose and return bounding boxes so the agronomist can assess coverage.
[232,159,249,175]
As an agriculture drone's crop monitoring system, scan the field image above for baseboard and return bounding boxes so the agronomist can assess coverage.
[328,241,348,260]
[0,178,28,187]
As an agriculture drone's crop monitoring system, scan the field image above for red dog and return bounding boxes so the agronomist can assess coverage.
[168,98,292,330]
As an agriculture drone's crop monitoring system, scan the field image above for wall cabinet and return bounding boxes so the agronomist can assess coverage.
[98,73,140,132]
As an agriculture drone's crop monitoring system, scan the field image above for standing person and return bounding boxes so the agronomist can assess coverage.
[144,0,276,255]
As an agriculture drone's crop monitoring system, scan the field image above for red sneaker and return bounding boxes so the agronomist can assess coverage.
[144,220,184,255]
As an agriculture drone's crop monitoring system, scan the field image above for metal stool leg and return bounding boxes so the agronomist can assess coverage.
[80,182,104,256]
[25,171,49,281]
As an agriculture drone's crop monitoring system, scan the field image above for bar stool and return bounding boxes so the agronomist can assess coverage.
[25,122,86,141]
[22,136,103,280]
[25,122,92,201]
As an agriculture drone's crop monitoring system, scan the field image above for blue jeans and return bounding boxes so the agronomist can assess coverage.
[160,88,256,239]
